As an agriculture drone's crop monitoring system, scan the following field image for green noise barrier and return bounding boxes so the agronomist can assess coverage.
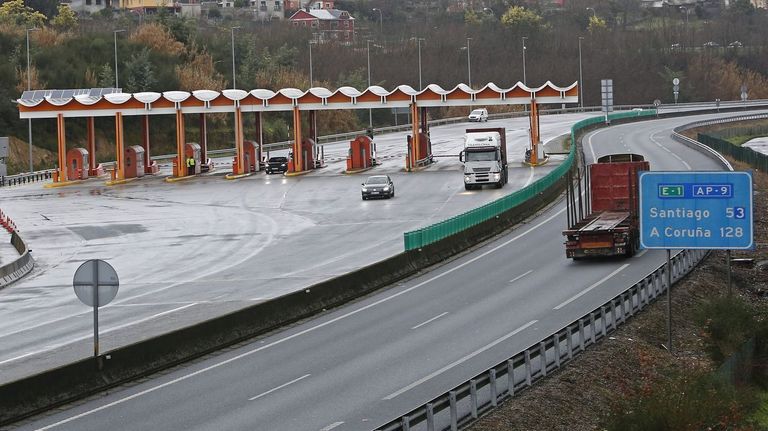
[403,109,657,250]
[697,133,768,173]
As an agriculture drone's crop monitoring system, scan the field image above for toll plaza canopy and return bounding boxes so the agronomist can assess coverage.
[17,82,578,118]
[16,81,578,182]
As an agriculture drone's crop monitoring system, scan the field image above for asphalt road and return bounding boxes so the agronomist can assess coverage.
[0,113,584,384]
[7,112,742,430]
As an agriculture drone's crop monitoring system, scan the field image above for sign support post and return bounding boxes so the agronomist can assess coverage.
[73,259,120,369]
[640,171,754,354]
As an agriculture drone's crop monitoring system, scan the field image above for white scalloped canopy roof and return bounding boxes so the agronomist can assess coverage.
[17,82,578,109]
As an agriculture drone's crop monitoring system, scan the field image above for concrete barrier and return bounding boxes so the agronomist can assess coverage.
[0,232,34,290]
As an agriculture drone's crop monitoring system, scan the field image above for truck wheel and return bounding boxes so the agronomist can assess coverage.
[465,184,473,190]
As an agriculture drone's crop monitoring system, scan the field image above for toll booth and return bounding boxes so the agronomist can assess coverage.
[66,148,90,180]
[300,138,315,171]
[406,132,432,169]
[185,143,201,176]
[347,136,373,171]
[243,140,262,173]
[124,146,146,178]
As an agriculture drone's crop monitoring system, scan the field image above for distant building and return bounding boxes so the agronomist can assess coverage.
[64,0,113,14]
[251,0,284,19]
[288,8,354,42]
[285,0,334,11]
[119,0,181,14]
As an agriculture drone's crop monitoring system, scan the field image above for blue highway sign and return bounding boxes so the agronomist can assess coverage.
[640,171,753,249]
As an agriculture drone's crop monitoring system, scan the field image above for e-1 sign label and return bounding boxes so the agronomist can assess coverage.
[640,171,753,249]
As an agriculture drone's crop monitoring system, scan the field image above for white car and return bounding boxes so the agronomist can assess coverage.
[468,108,488,122]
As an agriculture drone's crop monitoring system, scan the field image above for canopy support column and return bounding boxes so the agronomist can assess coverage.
[86,117,97,176]
[115,112,125,181]
[141,115,158,174]
[254,112,263,169]
[199,113,208,165]
[56,113,67,182]
[175,109,185,177]
[291,106,303,173]
[234,106,245,175]
[529,100,541,165]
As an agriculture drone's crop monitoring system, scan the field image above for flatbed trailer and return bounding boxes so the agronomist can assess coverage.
[564,154,649,259]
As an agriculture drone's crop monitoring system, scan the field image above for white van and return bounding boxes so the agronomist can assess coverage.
[468,108,488,122]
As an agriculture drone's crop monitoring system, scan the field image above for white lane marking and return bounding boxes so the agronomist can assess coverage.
[509,270,533,283]
[650,132,691,169]
[411,312,449,330]
[523,166,535,187]
[0,304,197,367]
[33,206,568,429]
[635,249,648,258]
[248,374,311,401]
[320,422,344,431]
[553,264,630,310]
[383,320,538,400]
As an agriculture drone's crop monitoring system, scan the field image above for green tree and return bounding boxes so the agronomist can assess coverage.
[0,0,47,27]
[97,63,115,88]
[500,6,543,31]
[52,4,78,31]
[124,48,157,92]
[588,15,607,32]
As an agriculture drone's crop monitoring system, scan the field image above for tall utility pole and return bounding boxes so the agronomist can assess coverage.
[366,40,378,128]
[578,36,584,109]
[113,29,126,88]
[308,40,315,87]
[417,38,424,90]
[231,26,240,89]
[522,36,528,85]
[466,37,472,88]
[26,27,39,173]
[372,8,383,33]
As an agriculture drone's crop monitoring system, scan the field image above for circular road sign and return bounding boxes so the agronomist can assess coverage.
[672,78,680,86]
[73,259,119,307]
[653,99,661,107]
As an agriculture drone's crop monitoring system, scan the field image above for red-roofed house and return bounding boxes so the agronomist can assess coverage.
[288,8,354,41]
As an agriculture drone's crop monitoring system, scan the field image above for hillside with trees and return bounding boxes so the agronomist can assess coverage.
[2,0,768,172]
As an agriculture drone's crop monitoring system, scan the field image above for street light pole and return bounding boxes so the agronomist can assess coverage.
[586,7,596,18]
[522,36,528,86]
[372,8,382,33]
[367,40,373,128]
[466,37,472,88]
[679,6,689,24]
[418,38,423,90]
[26,27,38,173]
[578,36,584,109]
[308,40,314,87]
[113,29,126,88]
[231,26,240,89]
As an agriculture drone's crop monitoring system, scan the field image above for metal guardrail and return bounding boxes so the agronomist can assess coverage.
[373,111,732,431]
[0,228,34,289]
[374,250,706,431]
[0,170,54,187]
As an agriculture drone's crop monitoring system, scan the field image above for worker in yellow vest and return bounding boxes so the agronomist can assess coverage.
[186,156,196,176]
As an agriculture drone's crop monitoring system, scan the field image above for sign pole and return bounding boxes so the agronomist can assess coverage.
[726,250,732,296]
[666,249,672,352]
[93,261,100,359]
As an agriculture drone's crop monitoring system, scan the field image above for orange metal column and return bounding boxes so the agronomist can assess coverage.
[141,115,152,172]
[234,107,244,175]
[292,106,303,173]
[56,113,67,182]
[199,113,208,165]
[529,100,540,165]
[411,104,420,168]
[175,109,185,177]
[115,112,125,180]
[254,112,263,165]
[87,117,96,174]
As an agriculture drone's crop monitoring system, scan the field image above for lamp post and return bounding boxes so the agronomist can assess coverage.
[586,7,596,18]
[308,40,316,87]
[522,36,528,86]
[410,37,425,90]
[372,8,383,33]
[466,37,472,88]
[578,36,584,109]
[113,29,126,89]
[366,40,381,128]
[230,26,240,89]
[679,6,690,24]
[26,27,39,173]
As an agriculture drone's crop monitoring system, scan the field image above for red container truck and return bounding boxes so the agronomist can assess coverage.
[563,153,650,259]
